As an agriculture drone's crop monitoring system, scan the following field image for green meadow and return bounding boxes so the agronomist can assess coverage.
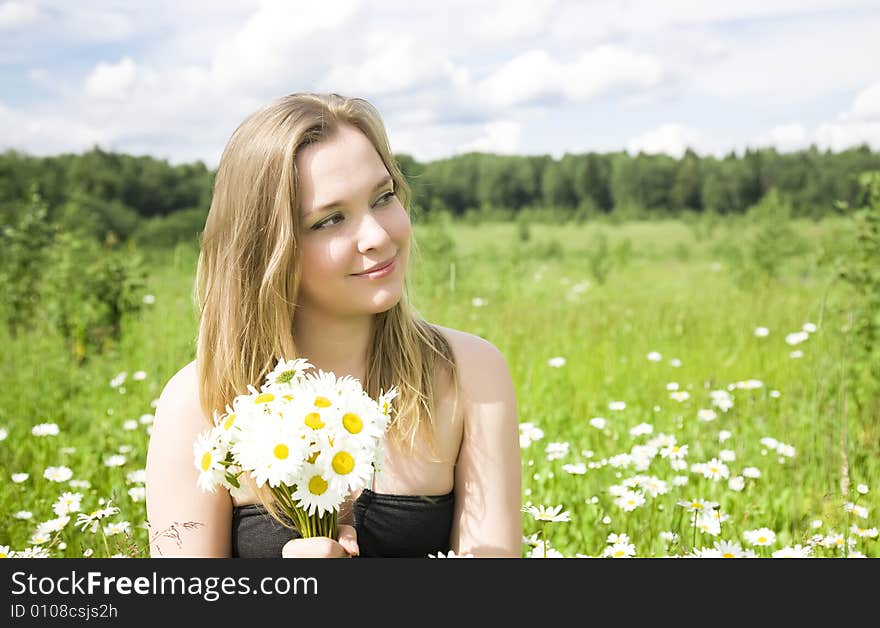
[2,216,878,557]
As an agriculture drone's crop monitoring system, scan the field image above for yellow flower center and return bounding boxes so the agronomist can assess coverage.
[200,452,212,471]
[304,412,325,429]
[314,396,332,408]
[284,394,294,401]
[0,552,7,558]
[223,413,236,430]
[332,452,355,475]
[692,503,704,509]
[757,536,766,543]
[308,475,328,495]
[722,553,735,558]
[273,444,289,460]
[255,392,274,404]
[342,413,363,434]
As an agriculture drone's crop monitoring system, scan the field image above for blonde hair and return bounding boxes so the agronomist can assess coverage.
[194,92,459,520]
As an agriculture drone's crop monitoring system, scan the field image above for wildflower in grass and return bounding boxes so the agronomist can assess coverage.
[608,401,626,411]
[672,475,689,486]
[53,492,83,516]
[614,490,645,512]
[601,516,611,524]
[742,467,761,479]
[544,441,569,461]
[527,541,564,558]
[139,414,153,425]
[646,351,662,362]
[666,382,679,391]
[588,417,607,429]
[103,522,131,536]
[689,546,722,558]
[670,391,690,402]
[43,466,73,482]
[822,533,845,549]
[772,545,811,558]
[754,326,770,337]
[69,479,91,489]
[523,504,571,523]
[603,541,636,558]
[786,331,809,345]
[642,476,669,497]
[710,390,734,412]
[744,527,777,546]
[11,473,28,483]
[607,453,632,468]
[759,437,778,449]
[718,430,732,442]
[769,390,781,398]
[110,372,126,388]
[562,462,587,475]
[728,476,745,492]
[715,540,745,557]
[14,511,32,520]
[697,408,717,422]
[677,498,719,513]
[104,455,126,467]
[701,458,730,481]
[735,379,763,390]
[0,427,7,440]
[669,358,682,367]
[803,322,817,333]
[31,423,59,437]
[718,449,736,462]
[695,514,721,536]
[856,484,869,495]
[132,371,147,381]
[547,356,566,368]
[844,502,869,519]
[76,502,121,534]
[0,545,12,558]
[128,486,145,502]
[659,531,678,544]
[790,350,803,358]
[630,445,657,471]
[660,443,688,460]
[143,294,155,304]
[471,297,487,308]
[776,443,796,458]
[850,525,878,538]
[18,547,50,558]
[810,519,823,529]
[518,422,544,448]
[607,532,630,544]
[123,420,138,431]
[126,470,146,484]
[629,422,653,437]
[848,551,866,558]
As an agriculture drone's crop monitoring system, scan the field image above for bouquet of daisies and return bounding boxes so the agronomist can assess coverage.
[194,357,396,539]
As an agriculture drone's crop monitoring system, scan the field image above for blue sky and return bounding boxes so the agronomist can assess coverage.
[1,0,879,167]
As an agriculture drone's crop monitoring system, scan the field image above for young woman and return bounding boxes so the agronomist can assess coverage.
[145,92,522,558]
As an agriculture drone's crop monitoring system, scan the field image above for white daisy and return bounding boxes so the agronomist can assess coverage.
[43,466,73,482]
[11,473,29,483]
[744,527,777,546]
[522,504,571,523]
[31,423,60,436]
[290,464,345,517]
[547,356,566,368]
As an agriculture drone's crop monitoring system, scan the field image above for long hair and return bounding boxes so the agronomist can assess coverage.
[195,93,459,517]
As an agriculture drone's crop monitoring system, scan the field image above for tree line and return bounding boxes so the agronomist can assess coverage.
[1,143,879,246]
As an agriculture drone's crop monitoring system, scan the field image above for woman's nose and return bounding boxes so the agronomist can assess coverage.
[356,212,392,252]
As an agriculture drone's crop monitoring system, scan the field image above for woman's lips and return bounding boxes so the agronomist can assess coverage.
[354,257,396,278]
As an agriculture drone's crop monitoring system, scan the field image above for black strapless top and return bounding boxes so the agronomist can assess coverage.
[231,488,455,558]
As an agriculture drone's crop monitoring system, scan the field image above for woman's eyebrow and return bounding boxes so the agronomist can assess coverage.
[305,175,393,217]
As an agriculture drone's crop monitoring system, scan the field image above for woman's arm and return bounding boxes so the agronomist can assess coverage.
[145,362,232,557]
[450,336,523,557]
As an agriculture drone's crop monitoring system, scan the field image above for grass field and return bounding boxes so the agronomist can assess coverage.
[2,216,877,558]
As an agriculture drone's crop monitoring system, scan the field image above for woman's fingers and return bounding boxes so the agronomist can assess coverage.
[337,524,359,557]
[282,536,348,558]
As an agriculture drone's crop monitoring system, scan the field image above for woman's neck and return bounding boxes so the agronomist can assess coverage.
[292,310,373,382]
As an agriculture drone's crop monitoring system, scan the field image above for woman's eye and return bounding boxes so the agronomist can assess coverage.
[313,214,343,230]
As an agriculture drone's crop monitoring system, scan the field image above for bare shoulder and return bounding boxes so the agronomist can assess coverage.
[149,359,212,449]
[430,324,514,400]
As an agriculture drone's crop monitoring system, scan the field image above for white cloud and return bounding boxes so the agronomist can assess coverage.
[84,57,138,101]
[469,0,558,43]
[748,123,808,152]
[457,120,523,155]
[479,45,664,109]
[815,82,880,151]
[626,123,704,158]
[0,1,38,30]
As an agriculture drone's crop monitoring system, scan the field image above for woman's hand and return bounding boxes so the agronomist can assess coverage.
[281,524,359,558]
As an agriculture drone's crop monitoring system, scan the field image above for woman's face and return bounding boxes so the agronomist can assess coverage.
[295,124,411,319]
